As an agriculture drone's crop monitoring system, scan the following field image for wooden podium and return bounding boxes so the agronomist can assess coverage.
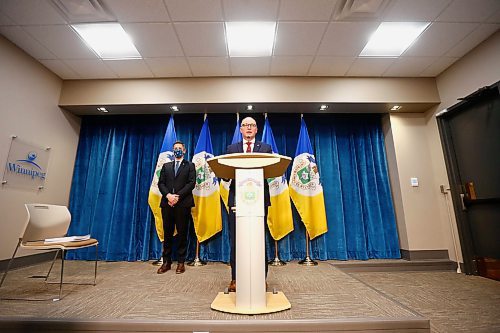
[208,153,292,314]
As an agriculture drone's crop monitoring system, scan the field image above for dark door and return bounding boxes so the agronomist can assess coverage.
[438,81,500,279]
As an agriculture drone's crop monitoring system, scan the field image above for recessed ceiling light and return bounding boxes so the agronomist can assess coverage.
[72,23,141,60]
[225,22,276,57]
[97,107,108,113]
[170,105,179,112]
[246,104,254,111]
[320,105,328,111]
[391,105,402,111]
[360,22,429,57]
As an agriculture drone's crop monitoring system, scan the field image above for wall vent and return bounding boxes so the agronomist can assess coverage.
[51,0,115,23]
[333,0,392,21]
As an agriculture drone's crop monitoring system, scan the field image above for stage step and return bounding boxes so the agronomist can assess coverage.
[0,317,430,333]
[331,259,456,272]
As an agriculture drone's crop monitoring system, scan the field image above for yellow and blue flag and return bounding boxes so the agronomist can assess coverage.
[148,116,177,242]
[262,116,294,240]
[191,116,223,242]
[220,114,242,212]
[289,116,328,239]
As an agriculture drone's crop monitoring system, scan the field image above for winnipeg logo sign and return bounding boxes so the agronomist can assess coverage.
[2,137,50,190]
[8,151,46,180]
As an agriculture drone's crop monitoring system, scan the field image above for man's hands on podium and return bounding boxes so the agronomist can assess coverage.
[167,193,179,207]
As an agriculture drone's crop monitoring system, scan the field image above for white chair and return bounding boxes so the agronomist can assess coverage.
[0,204,98,301]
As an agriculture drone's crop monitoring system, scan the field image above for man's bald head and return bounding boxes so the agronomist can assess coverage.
[240,117,258,141]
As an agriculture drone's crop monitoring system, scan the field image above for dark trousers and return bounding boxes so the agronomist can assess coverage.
[228,210,269,280]
[161,205,190,264]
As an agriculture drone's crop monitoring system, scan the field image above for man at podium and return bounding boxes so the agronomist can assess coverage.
[226,117,272,292]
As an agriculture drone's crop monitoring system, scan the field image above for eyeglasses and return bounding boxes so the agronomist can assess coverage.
[241,123,257,128]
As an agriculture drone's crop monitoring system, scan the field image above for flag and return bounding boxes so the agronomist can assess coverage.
[148,116,177,242]
[191,116,223,242]
[289,116,328,239]
[261,116,294,240]
[220,114,242,212]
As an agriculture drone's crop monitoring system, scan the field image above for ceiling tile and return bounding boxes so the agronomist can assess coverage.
[24,25,98,59]
[0,26,56,59]
[486,8,500,23]
[0,10,16,25]
[403,22,478,57]
[165,0,223,22]
[346,57,395,76]
[437,0,500,23]
[39,59,80,79]
[64,59,118,79]
[104,59,154,78]
[1,0,497,79]
[419,57,459,76]
[274,22,328,56]
[270,56,313,76]
[383,57,437,77]
[445,23,500,57]
[278,0,337,21]
[317,22,379,56]
[123,23,183,57]
[104,0,170,23]
[145,57,192,77]
[222,0,279,21]
[230,57,270,76]
[174,22,226,56]
[0,0,67,25]
[188,57,230,76]
[308,56,354,76]
[382,0,451,21]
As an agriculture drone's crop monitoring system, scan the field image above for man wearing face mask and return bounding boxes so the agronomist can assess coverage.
[225,117,273,292]
[157,141,196,274]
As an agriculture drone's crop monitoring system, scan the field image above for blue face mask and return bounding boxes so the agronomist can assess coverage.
[173,149,184,158]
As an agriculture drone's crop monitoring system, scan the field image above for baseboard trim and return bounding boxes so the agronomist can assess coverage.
[0,252,58,271]
[400,249,449,261]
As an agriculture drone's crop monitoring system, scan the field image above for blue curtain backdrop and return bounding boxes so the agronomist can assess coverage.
[67,113,400,261]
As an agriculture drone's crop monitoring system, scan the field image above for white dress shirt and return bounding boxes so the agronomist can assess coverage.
[243,139,255,152]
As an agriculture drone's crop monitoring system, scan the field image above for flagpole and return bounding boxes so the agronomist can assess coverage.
[269,240,286,266]
[298,229,318,266]
[188,240,207,266]
[189,111,207,268]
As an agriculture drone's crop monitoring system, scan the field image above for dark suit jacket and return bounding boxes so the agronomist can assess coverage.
[226,141,273,208]
[158,159,196,208]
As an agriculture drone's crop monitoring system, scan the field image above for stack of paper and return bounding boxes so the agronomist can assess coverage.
[44,234,91,243]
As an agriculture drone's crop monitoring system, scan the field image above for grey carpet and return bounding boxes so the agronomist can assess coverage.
[349,270,500,333]
[0,260,418,322]
[1,260,498,332]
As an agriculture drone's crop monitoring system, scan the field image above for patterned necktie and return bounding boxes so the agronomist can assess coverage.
[175,161,180,175]
[246,141,252,153]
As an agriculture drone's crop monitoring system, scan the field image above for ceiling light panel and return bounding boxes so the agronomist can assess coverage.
[360,22,430,57]
[225,22,277,57]
[72,23,141,59]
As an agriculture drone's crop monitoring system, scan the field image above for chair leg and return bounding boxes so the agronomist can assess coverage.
[93,244,98,286]
[45,250,60,282]
[57,249,65,301]
[0,240,21,288]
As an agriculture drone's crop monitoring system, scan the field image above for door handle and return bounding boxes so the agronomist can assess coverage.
[460,193,467,211]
